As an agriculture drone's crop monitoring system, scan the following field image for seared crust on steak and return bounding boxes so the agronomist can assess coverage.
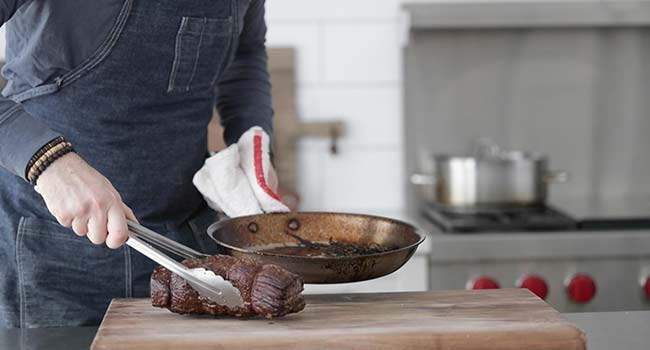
[151,255,305,317]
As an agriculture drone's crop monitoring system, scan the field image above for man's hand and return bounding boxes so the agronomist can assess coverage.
[35,153,137,249]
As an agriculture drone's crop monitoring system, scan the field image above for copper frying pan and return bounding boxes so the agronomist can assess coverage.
[207,212,425,284]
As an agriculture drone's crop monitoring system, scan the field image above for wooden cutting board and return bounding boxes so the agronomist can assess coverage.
[91,289,586,350]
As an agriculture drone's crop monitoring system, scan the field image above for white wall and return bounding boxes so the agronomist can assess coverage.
[0,25,5,60]
[266,0,405,212]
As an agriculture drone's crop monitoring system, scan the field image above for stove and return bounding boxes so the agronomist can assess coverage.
[423,203,576,233]
[422,197,650,313]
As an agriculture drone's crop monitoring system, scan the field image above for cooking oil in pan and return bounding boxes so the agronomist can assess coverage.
[251,241,394,257]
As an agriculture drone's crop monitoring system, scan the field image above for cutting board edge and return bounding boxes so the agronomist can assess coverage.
[92,326,587,350]
[92,290,587,350]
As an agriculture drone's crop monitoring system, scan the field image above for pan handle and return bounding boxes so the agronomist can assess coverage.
[410,173,437,185]
[544,170,570,183]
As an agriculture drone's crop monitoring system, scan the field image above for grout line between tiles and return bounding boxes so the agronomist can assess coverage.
[266,18,401,26]
[295,81,402,89]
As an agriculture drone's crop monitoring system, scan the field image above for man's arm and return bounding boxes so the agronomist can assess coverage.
[0,1,136,249]
[215,0,273,145]
[0,0,62,178]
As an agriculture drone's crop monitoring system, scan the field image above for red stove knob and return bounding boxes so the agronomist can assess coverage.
[643,276,650,300]
[566,274,597,303]
[468,276,500,290]
[518,275,549,300]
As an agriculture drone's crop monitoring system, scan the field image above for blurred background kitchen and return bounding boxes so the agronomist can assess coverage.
[3,0,650,313]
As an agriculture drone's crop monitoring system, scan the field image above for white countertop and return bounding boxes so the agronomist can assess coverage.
[565,310,650,350]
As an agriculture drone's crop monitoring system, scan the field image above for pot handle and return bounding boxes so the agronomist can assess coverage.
[544,170,570,183]
[410,173,437,185]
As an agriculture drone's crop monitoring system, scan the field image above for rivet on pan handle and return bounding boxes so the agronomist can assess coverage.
[247,222,259,233]
[287,218,300,231]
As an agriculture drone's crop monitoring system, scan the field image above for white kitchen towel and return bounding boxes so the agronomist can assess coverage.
[193,127,289,217]
[237,127,289,213]
[193,144,263,217]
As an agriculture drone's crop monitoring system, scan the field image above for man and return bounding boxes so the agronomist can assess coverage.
[0,0,286,328]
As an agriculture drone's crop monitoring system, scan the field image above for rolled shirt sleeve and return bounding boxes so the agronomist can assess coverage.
[0,104,62,178]
[0,0,62,179]
[215,0,273,145]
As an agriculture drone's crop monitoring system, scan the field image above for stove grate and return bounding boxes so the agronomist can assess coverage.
[423,203,577,233]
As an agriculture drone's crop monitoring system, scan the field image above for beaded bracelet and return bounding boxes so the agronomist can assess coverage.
[27,141,76,185]
[28,142,65,183]
[29,142,68,179]
[25,136,66,179]
[28,142,75,185]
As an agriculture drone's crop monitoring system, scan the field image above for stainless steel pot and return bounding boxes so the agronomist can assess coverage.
[411,150,568,209]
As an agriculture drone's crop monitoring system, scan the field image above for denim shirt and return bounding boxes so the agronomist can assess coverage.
[0,0,272,179]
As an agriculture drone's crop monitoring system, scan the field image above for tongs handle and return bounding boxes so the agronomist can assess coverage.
[125,235,195,278]
[126,220,206,259]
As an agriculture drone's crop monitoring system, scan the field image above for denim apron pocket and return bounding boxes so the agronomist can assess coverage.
[16,217,126,328]
[167,16,233,94]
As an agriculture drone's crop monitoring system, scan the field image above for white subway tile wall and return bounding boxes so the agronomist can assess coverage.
[266,0,405,211]
[312,86,402,147]
[321,146,404,211]
[322,22,402,83]
[0,26,5,60]
[265,0,401,21]
[265,23,320,84]
[295,140,328,211]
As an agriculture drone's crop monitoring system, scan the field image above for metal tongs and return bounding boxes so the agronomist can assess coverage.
[125,220,244,308]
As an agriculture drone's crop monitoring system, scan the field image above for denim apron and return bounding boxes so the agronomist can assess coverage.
[0,0,244,327]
